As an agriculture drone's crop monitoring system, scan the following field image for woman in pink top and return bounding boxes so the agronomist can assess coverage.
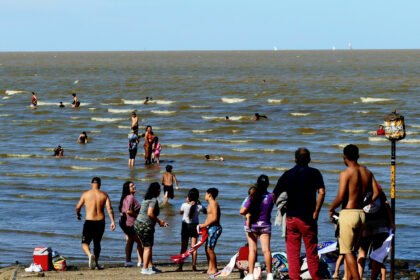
[119,181,143,267]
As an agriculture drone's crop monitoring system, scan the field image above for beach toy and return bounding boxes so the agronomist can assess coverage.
[170,226,208,264]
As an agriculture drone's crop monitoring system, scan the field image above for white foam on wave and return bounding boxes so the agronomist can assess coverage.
[202,138,250,144]
[190,105,210,108]
[221,98,246,103]
[5,154,32,158]
[341,129,368,134]
[192,129,213,134]
[410,125,420,128]
[74,80,79,84]
[2,97,9,100]
[166,144,183,148]
[151,110,176,115]
[357,110,370,114]
[202,116,226,121]
[91,117,124,123]
[117,125,131,129]
[108,109,136,114]
[88,108,96,111]
[70,166,97,170]
[261,166,289,172]
[5,90,26,95]
[122,99,144,105]
[0,114,10,117]
[232,148,257,152]
[368,137,388,142]
[290,112,310,117]
[267,99,282,104]
[155,100,175,105]
[401,139,420,144]
[360,97,394,103]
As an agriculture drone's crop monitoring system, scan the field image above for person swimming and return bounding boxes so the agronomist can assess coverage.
[78,131,88,144]
[31,92,38,107]
[254,113,268,121]
[205,155,224,161]
[72,93,80,108]
[59,101,65,108]
[144,97,152,105]
[53,145,64,157]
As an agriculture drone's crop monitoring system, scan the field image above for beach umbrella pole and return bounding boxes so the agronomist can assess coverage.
[390,140,396,280]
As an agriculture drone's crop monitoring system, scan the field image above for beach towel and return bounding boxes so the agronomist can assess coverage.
[209,253,238,278]
[170,227,208,264]
[274,192,287,237]
[370,232,394,263]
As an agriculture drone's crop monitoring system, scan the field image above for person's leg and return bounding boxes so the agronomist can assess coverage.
[125,234,134,262]
[246,232,258,274]
[301,220,321,280]
[357,245,367,278]
[206,246,217,274]
[92,222,105,267]
[286,217,302,280]
[82,243,91,257]
[191,237,198,270]
[163,191,169,205]
[259,233,272,272]
[133,234,143,265]
[176,235,189,271]
[333,255,344,278]
[344,252,360,280]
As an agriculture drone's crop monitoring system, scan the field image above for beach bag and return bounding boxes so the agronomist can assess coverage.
[384,111,406,141]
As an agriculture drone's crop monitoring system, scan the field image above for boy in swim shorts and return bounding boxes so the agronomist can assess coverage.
[161,165,179,205]
[199,188,222,275]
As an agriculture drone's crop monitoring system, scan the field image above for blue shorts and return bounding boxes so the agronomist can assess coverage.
[206,225,222,249]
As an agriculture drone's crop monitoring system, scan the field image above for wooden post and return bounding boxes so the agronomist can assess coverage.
[390,140,396,280]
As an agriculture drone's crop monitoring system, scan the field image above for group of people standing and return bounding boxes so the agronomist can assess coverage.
[30,92,80,108]
[74,144,393,280]
[129,112,162,167]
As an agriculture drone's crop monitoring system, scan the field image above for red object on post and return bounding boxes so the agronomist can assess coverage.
[33,247,52,271]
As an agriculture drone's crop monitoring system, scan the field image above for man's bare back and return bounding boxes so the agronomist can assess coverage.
[339,164,373,209]
[162,172,177,187]
[79,189,109,220]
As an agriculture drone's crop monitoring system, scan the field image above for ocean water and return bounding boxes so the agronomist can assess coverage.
[0,50,419,266]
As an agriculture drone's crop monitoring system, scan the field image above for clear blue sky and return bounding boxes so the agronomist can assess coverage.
[1,0,419,51]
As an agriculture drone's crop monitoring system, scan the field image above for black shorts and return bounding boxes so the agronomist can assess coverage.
[129,148,137,159]
[360,232,389,252]
[82,220,105,245]
[181,222,199,239]
[164,185,174,199]
[119,219,136,236]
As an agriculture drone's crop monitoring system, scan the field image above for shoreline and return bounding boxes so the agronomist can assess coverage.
[1,259,419,279]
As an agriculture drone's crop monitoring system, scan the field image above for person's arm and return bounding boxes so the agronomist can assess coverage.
[313,187,326,220]
[329,172,347,217]
[75,194,85,220]
[105,195,115,231]
[371,174,380,203]
[273,174,286,198]
[199,202,207,214]
[173,174,179,189]
[147,201,168,227]
[126,197,137,217]
[239,196,251,216]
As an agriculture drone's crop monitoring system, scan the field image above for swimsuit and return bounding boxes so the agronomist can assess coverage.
[82,220,105,245]
[206,224,222,249]
[163,185,174,199]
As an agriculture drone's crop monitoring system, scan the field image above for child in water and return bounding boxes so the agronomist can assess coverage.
[177,188,207,272]
[151,137,162,164]
[161,165,179,205]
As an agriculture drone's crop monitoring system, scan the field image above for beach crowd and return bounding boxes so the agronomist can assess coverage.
[32,93,392,280]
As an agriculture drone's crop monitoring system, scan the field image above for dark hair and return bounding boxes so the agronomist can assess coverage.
[248,186,257,196]
[295,147,311,166]
[187,188,200,220]
[166,165,173,172]
[206,188,219,199]
[205,155,210,159]
[344,144,359,161]
[154,137,159,143]
[32,92,35,95]
[82,131,87,137]
[248,175,270,223]
[72,93,76,97]
[119,181,132,213]
[91,177,101,186]
[145,125,152,131]
[144,182,161,200]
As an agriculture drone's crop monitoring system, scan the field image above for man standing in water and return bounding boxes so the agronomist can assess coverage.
[131,111,139,136]
[329,144,379,280]
[76,177,116,269]
[273,148,325,280]
[31,92,38,107]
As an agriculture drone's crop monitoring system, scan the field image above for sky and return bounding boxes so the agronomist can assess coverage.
[1,0,420,51]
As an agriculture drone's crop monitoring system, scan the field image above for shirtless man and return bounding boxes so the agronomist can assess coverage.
[76,177,116,269]
[329,144,379,280]
[131,112,139,136]
[72,93,80,108]
[199,188,222,275]
[161,165,179,205]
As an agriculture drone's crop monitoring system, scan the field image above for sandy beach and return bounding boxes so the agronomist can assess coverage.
[1,260,419,280]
